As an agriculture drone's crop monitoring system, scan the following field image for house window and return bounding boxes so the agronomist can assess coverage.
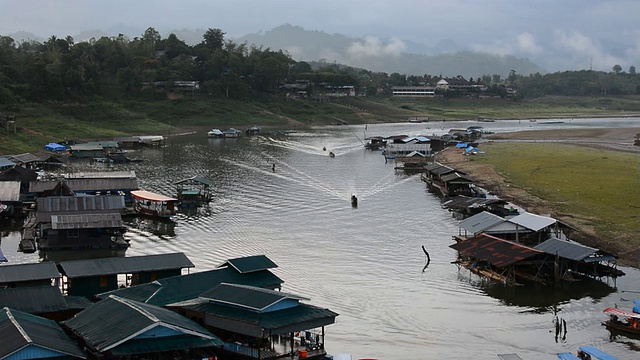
[67,229,80,238]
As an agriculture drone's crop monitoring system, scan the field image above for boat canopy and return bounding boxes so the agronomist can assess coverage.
[131,190,178,202]
[603,307,640,319]
[557,353,580,360]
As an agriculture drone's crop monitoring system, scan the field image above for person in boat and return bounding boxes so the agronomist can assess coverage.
[351,195,358,207]
[272,163,276,172]
[322,147,326,151]
[329,152,335,157]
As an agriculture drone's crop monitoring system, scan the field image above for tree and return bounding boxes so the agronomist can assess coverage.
[202,28,225,50]
[612,64,622,74]
[629,66,636,75]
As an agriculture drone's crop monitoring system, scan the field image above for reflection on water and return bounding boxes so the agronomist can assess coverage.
[1,118,640,359]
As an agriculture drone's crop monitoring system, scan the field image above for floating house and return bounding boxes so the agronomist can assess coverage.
[63,295,222,359]
[175,176,214,207]
[64,171,139,204]
[207,128,224,138]
[223,128,242,138]
[28,180,75,198]
[534,237,624,278]
[0,261,60,288]
[57,252,194,297]
[169,283,338,360]
[0,165,38,193]
[35,195,127,223]
[245,126,261,136]
[0,181,23,218]
[422,162,476,198]
[0,286,71,319]
[0,157,15,171]
[0,307,87,360]
[442,195,514,219]
[37,213,128,250]
[97,254,283,307]
[67,143,107,158]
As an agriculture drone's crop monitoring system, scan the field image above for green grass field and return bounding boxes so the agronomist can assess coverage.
[473,142,640,258]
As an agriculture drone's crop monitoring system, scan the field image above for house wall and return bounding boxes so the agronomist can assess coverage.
[43,228,121,249]
[131,269,182,285]
[68,275,118,297]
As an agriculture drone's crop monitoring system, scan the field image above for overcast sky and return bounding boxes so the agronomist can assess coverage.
[1,0,638,72]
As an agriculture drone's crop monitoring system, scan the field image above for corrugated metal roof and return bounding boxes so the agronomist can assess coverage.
[430,166,457,175]
[200,283,307,311]
[37,195,125,222]
[0,286,68,313]
[458,211,507,235]
[220,254,278,273]
[0,181,20,201]
[0,158,15,168]
[6,153,41,163]
[0,262,60,283]
[58,253,194,278]
[66,178,139,191]
[65,171,136,179]
[534,237,598,261]
[508,212,556,231]
[441,172,474,183]
[450,233,544,267]
[442,195,505,211]
[51,212,124,229]
[424,162,446,171]
[29,180,60,192]
[98,266,283,306]
[172,299,338,337]
[63,295,221,352]
[0,307,87,359]
[109,336,221,356]
[70,144,104,151]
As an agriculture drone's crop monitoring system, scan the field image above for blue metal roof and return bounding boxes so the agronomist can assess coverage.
[0,158,15,168]
[577,346,617,360]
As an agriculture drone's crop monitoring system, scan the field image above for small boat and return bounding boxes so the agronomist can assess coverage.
[351,195,358,208]
[558,345,618,360]
[207,128,224,138]
[329,152,335,158]
[602,307,640,337]
[130,190,178,218]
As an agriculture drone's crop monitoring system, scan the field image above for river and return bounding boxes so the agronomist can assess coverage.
[1,117,640,360]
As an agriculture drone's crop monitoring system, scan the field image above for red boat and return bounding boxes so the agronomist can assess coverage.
[602,307,640,336]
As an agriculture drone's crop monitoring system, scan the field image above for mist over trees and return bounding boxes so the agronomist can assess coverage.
[0,27,638,106]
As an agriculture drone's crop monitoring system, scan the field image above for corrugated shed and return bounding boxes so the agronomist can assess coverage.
[63,295,221,352]
[97,266,283,306]
[65,171,136,179]
[450,233,544,267]
[0,181,20,201]
[0,286,68,313]
[199,283,306,311]
[534,237,598,261]
[442,195,505,210]
[29,180,60,192]
[37,195,125,222]
[458,211,507,235]
[51,213,123,230]
[66,178,139,191]
[0,262,60,283]
[220,254,278,273]
[508,212,556,232]
[0,307,86,359]
[58,253,194,278]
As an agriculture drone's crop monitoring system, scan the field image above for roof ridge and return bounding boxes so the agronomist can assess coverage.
[4,307,32,344]
[110,295,160,323]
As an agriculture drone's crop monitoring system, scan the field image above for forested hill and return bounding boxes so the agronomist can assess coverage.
[234,24,546,78]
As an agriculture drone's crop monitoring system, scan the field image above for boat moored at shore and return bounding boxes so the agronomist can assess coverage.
[130,190,178,218]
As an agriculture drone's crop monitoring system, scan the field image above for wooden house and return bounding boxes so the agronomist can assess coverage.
[28,180,75,198]
[64,171,139,204]
[0,180,23,218]
[67,144,106,158]
[421,162,476,197]
[62,295,221,359]
[0,261,60,288]
[169,283,338,360]
[96,254,283,307]
[0,165,38,193]
[57,252,195,297]
[223,128,241,138]
[37,213,128,250]
[0,307,87,359]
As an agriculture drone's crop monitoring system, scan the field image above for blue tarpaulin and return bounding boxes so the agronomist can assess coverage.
[44,142,66,151]
[455,143,468,148]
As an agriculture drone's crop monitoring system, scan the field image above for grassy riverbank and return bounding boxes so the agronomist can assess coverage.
[438,142,640,265]
[1,95,639,155]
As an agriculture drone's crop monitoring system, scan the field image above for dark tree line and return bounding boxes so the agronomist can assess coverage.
[0,27,638,106]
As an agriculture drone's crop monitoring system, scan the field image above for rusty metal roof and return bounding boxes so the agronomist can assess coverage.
[450,233,544,267]
[37,195,125,222]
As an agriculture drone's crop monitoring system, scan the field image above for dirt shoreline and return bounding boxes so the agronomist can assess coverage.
[434,127,640,267]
